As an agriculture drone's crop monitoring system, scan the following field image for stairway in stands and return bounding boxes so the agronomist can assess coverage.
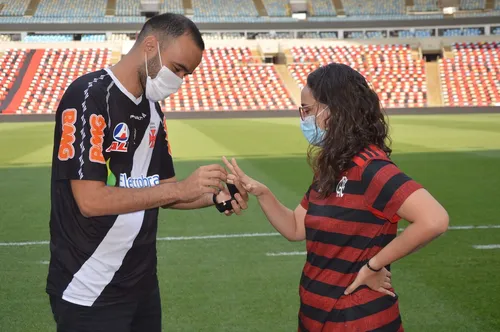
[25,0,41,16]
[0,50,36,113]
[1,50,44,114]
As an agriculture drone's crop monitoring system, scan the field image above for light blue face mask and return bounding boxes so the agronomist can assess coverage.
[300,107,327,146]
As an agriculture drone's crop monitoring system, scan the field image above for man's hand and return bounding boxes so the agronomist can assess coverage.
[177,165,227,202]
[344,264,395,297]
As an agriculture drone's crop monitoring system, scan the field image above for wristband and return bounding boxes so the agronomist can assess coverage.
[366,260,382,272]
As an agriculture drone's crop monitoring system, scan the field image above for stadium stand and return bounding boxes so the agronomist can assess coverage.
[254,32,294,39]
[34,0,107,17]
[0,34,12,41]
[395,29,434,38]
[192,0,258,18]
[14,48,111,114]
[24,34,73,42]
[262,0,290,16]
[0,0,29,16]
[459,0,486,10]
[116,0,142,16]
[163,46,295,111]
[202,33,246,40]
[110,33,132,41]
[442,27,483,36]
[309,0,336,16]
[160,0,184,14]
[81,34,107,42]
[164,64,295,111]
[0,49,29,110]
[300,31,338,39]
[410,0,439,12]
[288,44,427,108]
[440,42,500,107]
[342,0,405,15]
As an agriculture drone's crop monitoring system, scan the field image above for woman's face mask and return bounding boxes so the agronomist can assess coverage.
[300,106,328,146]
[145,43,183,102]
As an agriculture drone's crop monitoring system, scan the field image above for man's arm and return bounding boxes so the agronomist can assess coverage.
[71,165,227,218]
[72,180,182,217]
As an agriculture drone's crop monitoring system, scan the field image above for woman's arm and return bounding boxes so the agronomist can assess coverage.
[368,188,449,270]
[223,157,306,241]
[345,188,448,295]
[256,187,307,241]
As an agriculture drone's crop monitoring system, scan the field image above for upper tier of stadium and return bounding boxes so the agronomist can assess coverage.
[1,35,499,114]
[0,0,500,23]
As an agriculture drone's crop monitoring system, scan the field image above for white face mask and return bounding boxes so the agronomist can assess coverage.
[145,43,183,102]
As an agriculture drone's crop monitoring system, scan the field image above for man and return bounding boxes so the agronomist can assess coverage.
[47,13,248,332]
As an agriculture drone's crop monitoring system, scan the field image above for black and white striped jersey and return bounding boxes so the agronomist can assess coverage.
[47,68,175,307]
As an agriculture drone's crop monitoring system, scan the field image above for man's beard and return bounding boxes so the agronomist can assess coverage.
[139,55,161,95]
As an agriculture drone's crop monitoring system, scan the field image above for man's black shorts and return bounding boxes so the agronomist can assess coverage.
[49,287,161,332]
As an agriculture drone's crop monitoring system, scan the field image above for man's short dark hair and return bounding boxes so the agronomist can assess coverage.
[136,13,204,51]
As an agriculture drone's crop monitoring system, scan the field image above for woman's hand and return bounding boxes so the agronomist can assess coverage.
[222,156,268,197]
[344,264,395,297]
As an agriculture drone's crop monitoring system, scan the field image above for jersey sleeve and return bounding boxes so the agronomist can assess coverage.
[300,186,312,210]
[158,115,175,180]
[52,85,108,182]
[363,160,423,223]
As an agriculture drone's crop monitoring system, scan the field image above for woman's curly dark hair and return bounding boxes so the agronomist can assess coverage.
[307,63,392,198]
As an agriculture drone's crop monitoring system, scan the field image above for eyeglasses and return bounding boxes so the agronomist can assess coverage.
[298,105,314,120]
[299,104,328,121]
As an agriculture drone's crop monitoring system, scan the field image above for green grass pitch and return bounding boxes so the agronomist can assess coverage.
[0,114,499,331]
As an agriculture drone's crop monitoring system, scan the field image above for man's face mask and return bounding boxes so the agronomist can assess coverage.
[145,43,183,102]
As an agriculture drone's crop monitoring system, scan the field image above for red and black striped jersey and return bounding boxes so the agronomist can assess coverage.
[298,145,423,332]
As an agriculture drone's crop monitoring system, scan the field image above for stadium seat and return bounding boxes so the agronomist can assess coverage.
[14,48,111,114]
[81,34,106,42]
[288,44,427,108]
[110,33,132,41]
[0,0,29,16]
[0,49,29,106]
[116,0,141,16]
[442,28,483,36]
[262,0,290,16]
[192,0,259,18]
[34,0,107,17]
[24,34,73,42]
[202,33,246,40]
[440,42,500,107]
[459,0,486,10]
[396,29,434,38]
[160,0,185,14]
[161,47,295,112]
[309,0,336,16]
[254,32,293,39]
[342,0,405,15]
[410,0,439,12]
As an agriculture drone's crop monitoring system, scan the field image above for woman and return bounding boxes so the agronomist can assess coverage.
[223,63,449,331]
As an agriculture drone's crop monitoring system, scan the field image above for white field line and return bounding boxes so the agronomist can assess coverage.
[266,251,306,257]
[472,244,500,250]
[1,225,500,247]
